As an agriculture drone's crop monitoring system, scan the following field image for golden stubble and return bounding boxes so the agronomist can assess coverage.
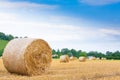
[0,58,120,80]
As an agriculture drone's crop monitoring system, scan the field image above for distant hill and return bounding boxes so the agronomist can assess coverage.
[0,40,8,56]
[0,40,8,50]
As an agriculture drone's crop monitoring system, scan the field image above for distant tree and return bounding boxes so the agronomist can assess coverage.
[0,32,6,40]
[52,49,56,55]
[68,52,73,57]
[97,52,106,59]
[24,36,28,38]
[56,49,61,58]
[51,48,120,60]
[7,34,14,41]
[79,51,87,57]
[87,51,95,57]
[61,48,70,55]
[106,51,113,59]
[87,51,105,59]
[14,36,18,38]
[112,51,120,60]
[77,50,82,54]
[0,32,14,41]
[77,50,82,58]
[70,49,77,57]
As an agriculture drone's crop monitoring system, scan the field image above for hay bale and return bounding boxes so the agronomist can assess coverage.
[60,55,69,63]
[97,58,100,60]
[70,56,77,61]
[89,57,96,60]
[96,58,100,60]
[101,57,106,60]
[79,56,86,62]
[2,38,52,76]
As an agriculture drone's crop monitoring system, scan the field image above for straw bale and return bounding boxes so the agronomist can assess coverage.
[79,56,86,62]
[89,57,96,60]
[2,38,52,76]
[70,56,77,61]
[60,55,69,63]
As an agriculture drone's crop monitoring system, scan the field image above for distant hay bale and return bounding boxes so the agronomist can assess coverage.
[2,38,52,76]
[79,57,86,62]
[70,56,77,61]
[96,58,100,60]
[101,57,106,60]
[89,57,96,60]
[60,55,69,63]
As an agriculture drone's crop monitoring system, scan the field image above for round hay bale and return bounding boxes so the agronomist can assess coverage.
[96,58,100,60]
[60,55,69,63]
[70,56,77,61]
[101,57,106,60]
[79,56,86,62]
[2,38,52,76]
[89,57,96,60]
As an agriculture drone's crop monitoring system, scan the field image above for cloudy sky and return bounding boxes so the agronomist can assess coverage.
[0,0,120,53]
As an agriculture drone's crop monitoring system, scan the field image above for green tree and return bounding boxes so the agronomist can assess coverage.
[7,34,14,41]
[79,51,87,57]
[106,51,113,59]
[112,51,120,60]
[61,48,69,55]
[0,32,14,41]
[68,52,73,57]
[56,49,61,58]
[70,49,77,57]
[0,32,6,40]
[52,49,56,55]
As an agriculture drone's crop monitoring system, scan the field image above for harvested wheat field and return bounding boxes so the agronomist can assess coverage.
[1,58,120,80]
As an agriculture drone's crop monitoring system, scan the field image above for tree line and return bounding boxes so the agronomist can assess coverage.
[0,32,14,41]
[52,48,120,60]
[0,32,120,59]
[0,32,28,41]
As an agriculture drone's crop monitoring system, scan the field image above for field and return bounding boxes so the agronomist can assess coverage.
[0,40,8,50]
[0,58,120,80]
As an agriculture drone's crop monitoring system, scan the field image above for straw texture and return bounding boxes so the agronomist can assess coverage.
[2,38,52,76]
[79,57,86,62]
[60,55,69,63]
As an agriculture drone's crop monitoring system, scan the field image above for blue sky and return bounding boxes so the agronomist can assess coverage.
[0,0,120,53]
[10,0,120,25]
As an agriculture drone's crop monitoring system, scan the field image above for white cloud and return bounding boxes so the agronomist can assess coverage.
[0,12,98,41]
[0,12,104,51]
[0,1,58,10]
[80,0,120,6]
[0,13,120,52]
[0,0,120,52]
[100,28,120,35]
[0,13,17,21]
[99,28,120,41]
